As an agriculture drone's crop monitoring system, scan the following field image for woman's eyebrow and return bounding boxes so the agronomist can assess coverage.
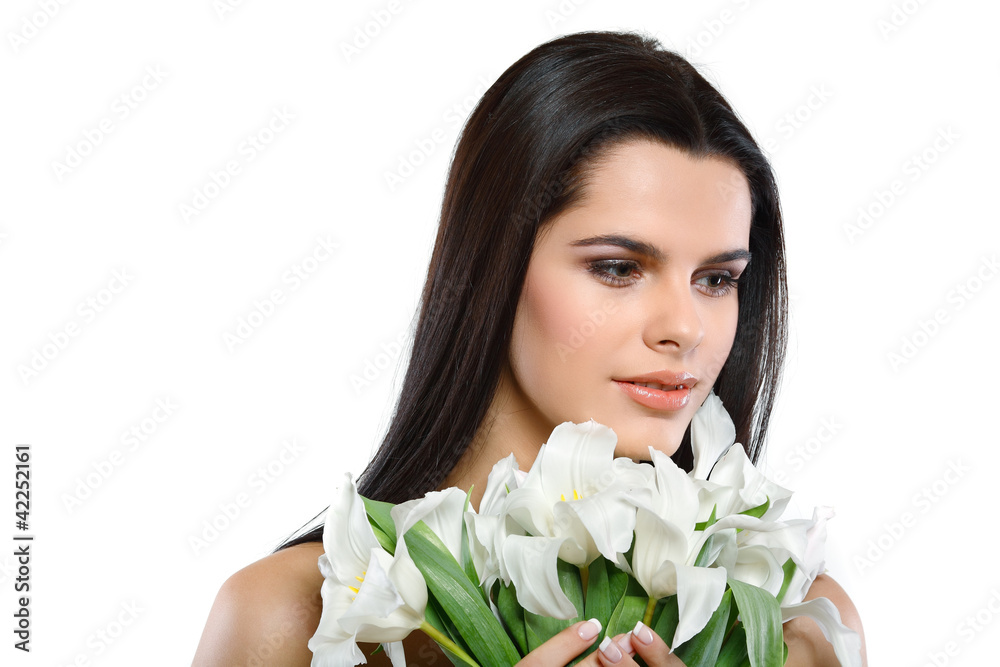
[569,234,665,261]
[569,234,751,265]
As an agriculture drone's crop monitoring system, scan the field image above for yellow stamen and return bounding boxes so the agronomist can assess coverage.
[348,585,359,594]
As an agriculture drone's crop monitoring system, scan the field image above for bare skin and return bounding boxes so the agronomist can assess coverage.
[193,142,868,665]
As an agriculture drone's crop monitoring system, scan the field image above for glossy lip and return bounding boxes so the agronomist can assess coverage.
[613,370,697,412]
[615,370,697,389]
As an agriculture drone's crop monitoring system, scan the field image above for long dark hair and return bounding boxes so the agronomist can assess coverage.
[277,30,787,550]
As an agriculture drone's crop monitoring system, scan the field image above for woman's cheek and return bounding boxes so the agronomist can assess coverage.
[516,269,607,413]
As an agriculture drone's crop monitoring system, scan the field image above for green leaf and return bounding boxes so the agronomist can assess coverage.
[716,623,750,667]
[727,578,783,667]
[608,564,630,603]
[695,504,718,531]
[693,532,725,568]
[422,596,448,637]
[429,595,475,660]
[674,589,732,667]
[439,645,479,667]
[459,487,485,604]
[776,558,797,604]
[525,559,584,651]
[404,520,521,666]
[583,557,613,631]
[369,522,396,555]
[651,595,678,646]
[362,497,398,553]
[606,588,648,638]
[739,496,771,519]
[496,581,528,654]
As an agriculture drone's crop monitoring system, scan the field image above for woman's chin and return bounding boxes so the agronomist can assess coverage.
[612,438,681,463]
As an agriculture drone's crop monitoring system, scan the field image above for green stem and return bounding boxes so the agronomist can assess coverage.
[419,621,480,667]
[642,596,657,627]
[580,563,590,596]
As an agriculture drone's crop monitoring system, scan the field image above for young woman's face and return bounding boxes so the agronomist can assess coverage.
[504,139,753,462]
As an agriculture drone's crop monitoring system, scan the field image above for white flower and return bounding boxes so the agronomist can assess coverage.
[627,444,729,648]
[689,389,738,480]
[492,420,645,618]
[782,597,863,667]
[465,453,521,592]
[699,434,794,520]
[780,506,834,606]
[308,473,427,667]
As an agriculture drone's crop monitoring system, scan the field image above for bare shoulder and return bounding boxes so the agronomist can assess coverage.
[783,573,868,667]
[192,542,325,667]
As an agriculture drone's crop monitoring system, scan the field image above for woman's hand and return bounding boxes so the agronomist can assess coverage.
[513,619,687,667]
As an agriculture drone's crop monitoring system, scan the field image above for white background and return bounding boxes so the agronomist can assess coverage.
[1,0,997,665]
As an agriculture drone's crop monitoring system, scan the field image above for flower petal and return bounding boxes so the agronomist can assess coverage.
[781,507,834,605]
[465,512,499,587]
[690,389,737,479]
[307,625,366,667]
[782,597,863,667]
[502,534,579,618]
[709,446,792,519]
[731,545,785,598]
[502,486,554,539]
[632,508,693,598]
[520,420,619,502]
[672,564,729,648]
[552,489,636,564]
[648,447,700,530]
[383,640,407,667]
[479,453,520,515]
[391,487,468,562]
[323,473,382,583]
[340,548,425,641]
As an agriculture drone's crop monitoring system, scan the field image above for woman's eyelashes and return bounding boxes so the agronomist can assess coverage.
[586,259,742,297]
[587,259,640,286]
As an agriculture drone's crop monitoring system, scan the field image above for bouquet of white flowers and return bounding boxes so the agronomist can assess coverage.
[307,391,862,667]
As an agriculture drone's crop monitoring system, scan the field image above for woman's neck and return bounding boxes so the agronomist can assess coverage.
[437,365,552,513]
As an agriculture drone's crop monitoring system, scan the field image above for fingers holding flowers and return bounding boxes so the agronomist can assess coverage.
[593,621,686,666]
[513,618,607,667]
[511,618,686,667]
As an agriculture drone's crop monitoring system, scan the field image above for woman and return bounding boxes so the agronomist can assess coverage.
[194,30,867,666]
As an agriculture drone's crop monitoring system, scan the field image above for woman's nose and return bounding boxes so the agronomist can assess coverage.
[643,278,704,354]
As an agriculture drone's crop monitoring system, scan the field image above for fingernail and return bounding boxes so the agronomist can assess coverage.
[632,620,654,646]
[599,636,623,663]
[578,617,602,641]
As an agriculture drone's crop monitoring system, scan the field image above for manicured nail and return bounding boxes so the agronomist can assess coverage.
[578,618,602,641]
[632,620,654,645]
[599,636,623,662]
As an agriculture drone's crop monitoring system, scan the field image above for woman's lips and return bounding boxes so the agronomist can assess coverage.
[614,380,692,411]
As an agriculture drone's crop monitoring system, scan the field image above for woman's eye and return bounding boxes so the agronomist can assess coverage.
[587,260,639,286]
[696,273,740,297]
[588,261,741,295]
